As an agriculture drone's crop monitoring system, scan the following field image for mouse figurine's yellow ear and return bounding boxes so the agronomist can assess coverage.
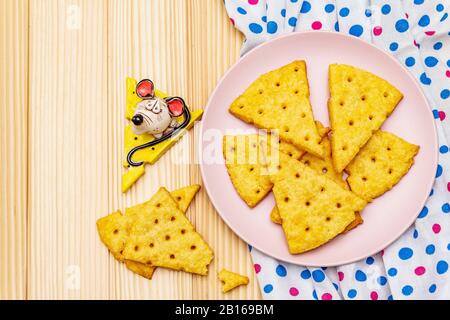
[122,78,203,193]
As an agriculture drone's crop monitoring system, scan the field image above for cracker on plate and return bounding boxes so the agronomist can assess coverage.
[123,188,214,275]
[346,130,419,201]
[270,153,367,254]
[328,64,403,173]
[229,60,325,158]
[218,269,250,293]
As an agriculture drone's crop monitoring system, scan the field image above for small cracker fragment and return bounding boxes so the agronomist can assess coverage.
[123,188,214,275]
[218,269,250,293]
[346,131,419,201]
[97,185,202,279]
[270,153,367,254]
[229,61,325,158]
[223,135,273,208]
[328,64,403,172]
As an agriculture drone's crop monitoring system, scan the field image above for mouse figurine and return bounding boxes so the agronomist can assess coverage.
[131,79,186,138]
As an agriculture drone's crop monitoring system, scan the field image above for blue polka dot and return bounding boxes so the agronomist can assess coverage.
[334,21,340,32]
[267,21,278,34]
[402,285,413,296]
[433,109,439,119]
[426,244,435,255]
[300,1,311,13]
[436,260,448,274]
[300,269,311,279]
[414,0,424,4]
[288,17,298,27]
[418,15,430,27]
[263,284,273,293]
[395,19,409,33]
[442,203,450,213]
[447,243,450,251]
[339,7,350,17]
[291,0,298,2]
[382,4,391,15]
[280,9,286,17]
[349,25,364,37]
[440,145,449,153]
[429,284,437,293]
[441,89,450,99]
[333,283,339,291]
[249,23,263,34]
[325,4,335,13]
[434,42,443,50]
[366,257,375,265]
[237,7,247,15]
[405,57,415,67]
[378,276,387,286]
[347,289,357,299]
[447,60,450,68]
[420,72,432,85]
[312,270,325,282]
[389,42,399,51]
[413,229,419,239]
[276,264,287,277]
[437,4,444,11]
[399,247,414,260]
[436,164,443,177]
[355,270,367,282]
[365,9,372,17]
[388,267,397,277]
[248,245,253,252]
[425,56,439,67]
[430,189,434,196]
[441,12,448,22]
[261,16,267,23]
[388,295,394,300]
[418,206,428,218]
[312,289,318,300]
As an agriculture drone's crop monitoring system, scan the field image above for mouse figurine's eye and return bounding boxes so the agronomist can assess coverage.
[132,114,144,126]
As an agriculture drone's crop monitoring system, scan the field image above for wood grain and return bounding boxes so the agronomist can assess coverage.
[0,0,29,300]
[2,0,261,299]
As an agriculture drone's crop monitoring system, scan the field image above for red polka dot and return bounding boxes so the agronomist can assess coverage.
[439,111,446,121]
[432,223,441,234]
[380,249,385,257]
[248,0,259,5]
[230,18,235,26]
[415,266,426,276]
[447,182,450,192]
[405,13,409,18]
[254,264,261,274]
[338,271,344,281]
[289,287,299,296]
[446,70,450,78]
[373,26,383,36]
[312,21,322,30]
[425,31,436,36]
[414,40,420,47]
[370,291,379,300]
[321,293,332,300]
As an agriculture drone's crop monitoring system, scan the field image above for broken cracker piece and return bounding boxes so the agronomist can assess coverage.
[218,269,250,293]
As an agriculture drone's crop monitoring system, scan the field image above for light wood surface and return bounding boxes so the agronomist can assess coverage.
[1,0,262,300]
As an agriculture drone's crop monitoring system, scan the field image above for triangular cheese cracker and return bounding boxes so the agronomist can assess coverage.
[123,188,214,275]
[270,153,367,254]
[224,122,328,208]
[97,185,202,279]
[328,64,403,172]
[346,131,419,201]
[229,61,325,158]
[218,269,250,293]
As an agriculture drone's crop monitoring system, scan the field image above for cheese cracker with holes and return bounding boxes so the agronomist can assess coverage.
[229,61,325,158]
[123,188,214,275]
[97,185,201,279]
[270,153,367,254]
[328,64,403,173]
[218,269,250,293]
[346,131,419,202]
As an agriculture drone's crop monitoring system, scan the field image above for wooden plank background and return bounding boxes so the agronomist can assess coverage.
[0,0,262,300]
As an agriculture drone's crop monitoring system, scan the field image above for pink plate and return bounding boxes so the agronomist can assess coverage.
[199,31,438,267]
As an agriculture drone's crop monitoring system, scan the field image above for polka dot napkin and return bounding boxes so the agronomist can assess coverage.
[224,0,449,300]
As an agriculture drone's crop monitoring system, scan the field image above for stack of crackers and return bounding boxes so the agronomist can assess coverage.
[224,61,419,254]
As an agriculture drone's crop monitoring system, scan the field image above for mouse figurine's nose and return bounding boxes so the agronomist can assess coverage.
[132,114,144,126]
